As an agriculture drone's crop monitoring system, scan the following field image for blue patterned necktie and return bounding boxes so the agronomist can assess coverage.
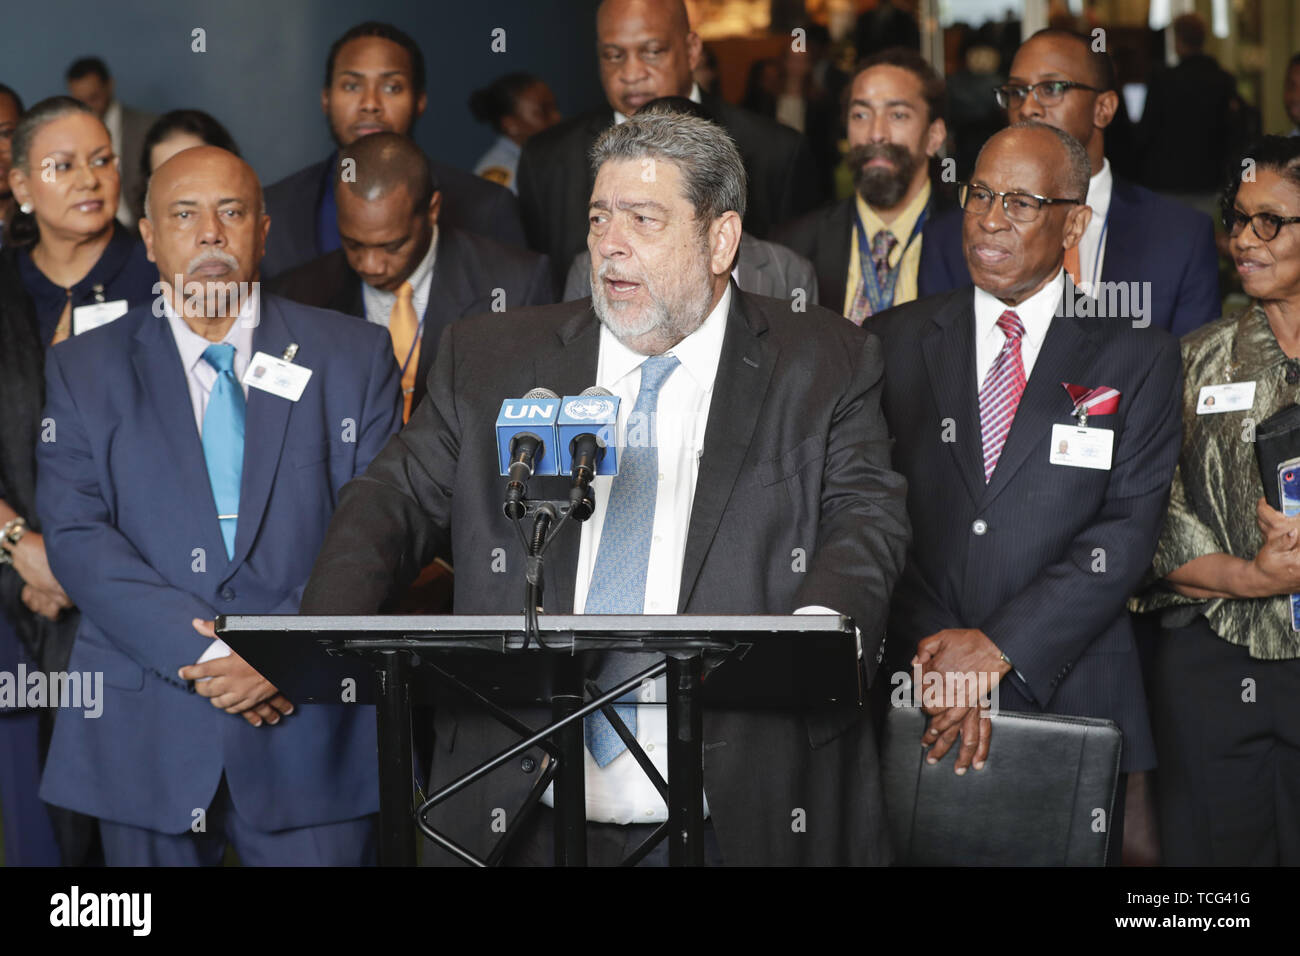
[201,344,245,559]
[583,353,680,767]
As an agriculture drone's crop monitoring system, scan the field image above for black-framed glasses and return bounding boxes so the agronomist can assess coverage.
[958,182,1084,223]
[993,80,1100,109]
[1223,207,1300,241]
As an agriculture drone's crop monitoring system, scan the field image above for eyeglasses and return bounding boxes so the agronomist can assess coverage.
[993,80,1100,109]
[958,183,1084,223]
[1223,207,1300,241]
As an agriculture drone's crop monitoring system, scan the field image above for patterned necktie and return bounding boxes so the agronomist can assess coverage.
[582,353,681,767]
[978,310,1026,482]
[201,344,246,558]
[389,281,420,422]
[847,229,899,326]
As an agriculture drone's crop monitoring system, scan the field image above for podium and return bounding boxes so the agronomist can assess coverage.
[217,613,859,867]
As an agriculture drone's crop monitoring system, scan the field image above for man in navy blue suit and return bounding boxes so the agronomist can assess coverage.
[874,123,1182,863]
[918,29,1220,337]
[36,146,402,865]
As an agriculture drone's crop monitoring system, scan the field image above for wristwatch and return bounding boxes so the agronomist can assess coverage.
[0,517,29,563]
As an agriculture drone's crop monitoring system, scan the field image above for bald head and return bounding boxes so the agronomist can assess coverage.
[336,130,435,211]
[596,0,700,116]
[963,122,1092,305]
[598,0,690,36]
[145,144,261,222]
[139,144,271,326]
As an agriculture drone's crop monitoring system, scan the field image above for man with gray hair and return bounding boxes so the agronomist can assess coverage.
[302,109,910,866]
[871,121,1182,864]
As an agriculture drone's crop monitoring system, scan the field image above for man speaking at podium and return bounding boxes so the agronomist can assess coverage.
[302,111,910,866]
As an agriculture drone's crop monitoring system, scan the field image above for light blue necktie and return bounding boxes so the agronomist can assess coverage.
[201,344,245,559]
[583,354,680,766]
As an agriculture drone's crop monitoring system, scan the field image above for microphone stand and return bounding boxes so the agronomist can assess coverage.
[507,476,593,864]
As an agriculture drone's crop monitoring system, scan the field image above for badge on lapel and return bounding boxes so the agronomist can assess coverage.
[1050,382,1119,470]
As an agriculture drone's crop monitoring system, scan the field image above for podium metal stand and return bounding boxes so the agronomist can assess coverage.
[218,613,859,867]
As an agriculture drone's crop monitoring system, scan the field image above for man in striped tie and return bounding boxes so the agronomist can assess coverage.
[870,122,1182,864]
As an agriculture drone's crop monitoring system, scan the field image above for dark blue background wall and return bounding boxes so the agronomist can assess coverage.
[1,0,603,186]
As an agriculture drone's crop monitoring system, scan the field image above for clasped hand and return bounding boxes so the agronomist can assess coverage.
[911,628,1011,775]
[178,619,294,728]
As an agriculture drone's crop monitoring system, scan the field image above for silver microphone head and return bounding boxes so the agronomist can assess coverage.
[579,386,614,397]
[523,387,561,400]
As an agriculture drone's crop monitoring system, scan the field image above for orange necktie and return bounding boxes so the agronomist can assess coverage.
[389,281,420,422]
[1064,244,1082,287]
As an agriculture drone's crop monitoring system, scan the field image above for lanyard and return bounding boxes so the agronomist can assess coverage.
[853,201,929,314]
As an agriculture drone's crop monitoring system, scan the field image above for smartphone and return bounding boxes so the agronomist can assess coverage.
[1278,459,1300,631]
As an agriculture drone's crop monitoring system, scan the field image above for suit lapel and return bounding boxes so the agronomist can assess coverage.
[920,289,985,505]
[678,289,777,611]
[131,315,227,561]
[979,291,1103,507]
[530,307,601,613]
[334,264,365,319]
[227,296,295,571]
[821,199,853,312]
[1099,178,1137,287]
[419,229,478,390]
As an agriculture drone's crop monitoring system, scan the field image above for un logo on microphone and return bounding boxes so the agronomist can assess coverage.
[564,397,617,421]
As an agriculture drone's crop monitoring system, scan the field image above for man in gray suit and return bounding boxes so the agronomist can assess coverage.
[65,57,155,230]
[301,110,909,866]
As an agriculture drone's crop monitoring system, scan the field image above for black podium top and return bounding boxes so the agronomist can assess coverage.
[217,613,861,709]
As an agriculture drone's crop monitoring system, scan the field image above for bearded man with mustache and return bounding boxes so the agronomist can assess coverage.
[775,48,949,322]
[302,109,910,867]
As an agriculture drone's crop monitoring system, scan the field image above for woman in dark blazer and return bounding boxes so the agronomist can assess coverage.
[0,95,152,865]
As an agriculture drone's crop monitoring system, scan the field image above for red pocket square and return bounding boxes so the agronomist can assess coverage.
[1061,382,1121,416]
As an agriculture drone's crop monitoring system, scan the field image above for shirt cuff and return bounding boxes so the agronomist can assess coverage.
[794,605,862,659]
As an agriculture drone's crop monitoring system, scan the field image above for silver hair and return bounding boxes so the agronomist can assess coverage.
[979,120,1092,202]
[589,111,748,228]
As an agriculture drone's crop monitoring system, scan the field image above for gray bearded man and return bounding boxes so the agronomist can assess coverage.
[301,111,910,866]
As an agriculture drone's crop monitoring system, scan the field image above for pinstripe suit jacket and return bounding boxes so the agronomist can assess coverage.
[871,283,1183,771]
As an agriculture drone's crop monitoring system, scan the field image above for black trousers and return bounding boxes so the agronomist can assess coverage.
[1152,616,1300,865]
[500,804,725,867]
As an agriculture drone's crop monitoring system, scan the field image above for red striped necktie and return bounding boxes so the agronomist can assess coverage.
[979,309,1027,482]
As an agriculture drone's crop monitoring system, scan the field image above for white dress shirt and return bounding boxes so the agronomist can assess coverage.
[360,225,438,334]
[973,269,1064,390]
[1076,159,1113,294]
[162,291,257,433]
[542,283,731,825]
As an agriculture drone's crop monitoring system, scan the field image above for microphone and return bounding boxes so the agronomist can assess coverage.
[496,387,561,519]
[557,386,621,522]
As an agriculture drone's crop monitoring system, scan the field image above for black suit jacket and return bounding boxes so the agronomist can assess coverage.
[871,284,1183,772]
[917,175,1221,337]
[261,154,527,279]
[266,226,553,411]
[300,289,910,865]
[773,189,954,313]
[516,94,824,287]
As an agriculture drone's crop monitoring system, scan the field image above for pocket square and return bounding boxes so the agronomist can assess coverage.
[1061,382,1121,416]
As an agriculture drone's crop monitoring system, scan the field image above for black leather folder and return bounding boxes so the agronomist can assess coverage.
[882,689,1122,866]
[1255,403,1300,511]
